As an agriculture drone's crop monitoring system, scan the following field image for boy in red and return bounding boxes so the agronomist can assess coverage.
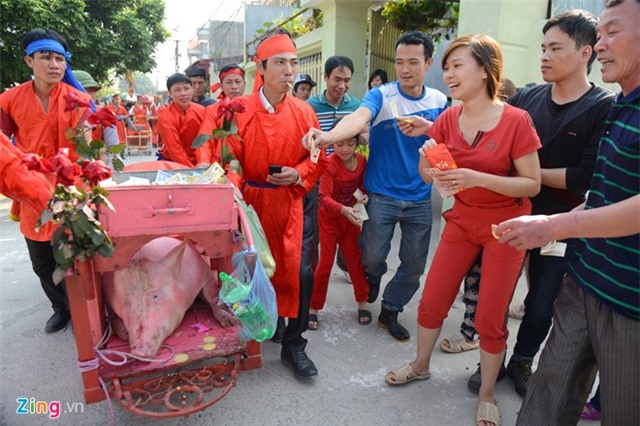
[309,123,370,329]
[157,73,205,167]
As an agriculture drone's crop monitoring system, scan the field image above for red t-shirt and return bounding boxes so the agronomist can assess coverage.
[319,153,367,218]
[429,103,541,210]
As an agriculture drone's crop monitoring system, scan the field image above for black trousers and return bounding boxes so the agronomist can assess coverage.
[25,238,68,313]
[281,195,315,350]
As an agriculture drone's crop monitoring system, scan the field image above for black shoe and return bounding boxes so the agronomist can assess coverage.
[467,361,507,394]
[45,310,70,333]
[367,279,380,303]
[506,357,532,397]
[281,347,318,379]
[377,307,410,341]
[271,317,286,343]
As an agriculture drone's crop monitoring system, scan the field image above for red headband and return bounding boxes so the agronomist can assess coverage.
[210,69,246,100]
[252,34,297,93]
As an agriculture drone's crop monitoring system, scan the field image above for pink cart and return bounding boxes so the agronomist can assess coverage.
[65,170,262,418]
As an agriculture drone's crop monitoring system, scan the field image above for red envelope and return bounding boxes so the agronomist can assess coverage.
[424,143,457,170]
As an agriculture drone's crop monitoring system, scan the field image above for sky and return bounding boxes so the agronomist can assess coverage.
[150,0,246,90]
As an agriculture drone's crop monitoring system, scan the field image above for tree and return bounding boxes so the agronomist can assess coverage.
[117,72,155,96]
[381,0,459,43]
[0,0,169,91]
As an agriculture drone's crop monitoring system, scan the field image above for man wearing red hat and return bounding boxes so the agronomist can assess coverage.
[211,31,327,379]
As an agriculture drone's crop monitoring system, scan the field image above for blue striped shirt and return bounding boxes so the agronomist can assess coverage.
[307,92,360,155]
[568,86,640,320]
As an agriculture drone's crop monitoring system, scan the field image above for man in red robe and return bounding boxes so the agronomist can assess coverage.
[157,73,204,167]
[216,32,327,379]
[0,28,92,333]
[108,94,129,145]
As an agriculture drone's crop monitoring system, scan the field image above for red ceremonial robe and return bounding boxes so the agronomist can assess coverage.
[195,103,222,165]
[108,104,128,144]
[224,92,327,318]
[0,81,91,241]
[157,102,205,167]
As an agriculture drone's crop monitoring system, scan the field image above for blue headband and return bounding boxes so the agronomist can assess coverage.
[25,39,96,112]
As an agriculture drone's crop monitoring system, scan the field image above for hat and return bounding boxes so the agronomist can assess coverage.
[73,70,101,90]
[293,73,316,91]
[186,67,206,78]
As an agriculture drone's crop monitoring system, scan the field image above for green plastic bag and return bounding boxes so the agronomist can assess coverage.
[235,196,276,278]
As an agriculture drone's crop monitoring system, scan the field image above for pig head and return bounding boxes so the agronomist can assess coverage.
[104,236,236,359]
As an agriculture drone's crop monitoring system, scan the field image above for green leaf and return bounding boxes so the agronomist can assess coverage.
[191,133,211,149]
[73,140,93,159]
[109,144,125,154]
[213,129,230,139]
[111,156,124,172]
[90,139,105,150]
[37,209,53,229]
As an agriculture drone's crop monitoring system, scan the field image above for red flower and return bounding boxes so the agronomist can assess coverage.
[64,92,92,112]
[50,149,82,186]
[216,97,246,123]
[21,153,54,174]
[87,109,118,127]
[81,160,112,186]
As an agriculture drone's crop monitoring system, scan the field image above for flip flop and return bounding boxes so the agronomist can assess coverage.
[384,363,430,385]
[308,314,319,331]
[358,309,372,325]
[477,400,501,426]
[439,334,480,353]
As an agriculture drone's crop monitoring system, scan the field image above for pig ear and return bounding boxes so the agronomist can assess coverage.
[161,239,188,274]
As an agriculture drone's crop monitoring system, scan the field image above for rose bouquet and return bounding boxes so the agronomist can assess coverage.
[23,145,116,284]
[192,97,246,173]
[63,92,125,171]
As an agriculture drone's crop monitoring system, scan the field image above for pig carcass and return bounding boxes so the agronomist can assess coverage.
[104,236,238,359]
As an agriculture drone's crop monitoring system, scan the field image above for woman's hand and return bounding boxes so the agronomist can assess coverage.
[397,115,433,137]
[341,206,363,228]
[429,168,482,191]
[418,138,438,156]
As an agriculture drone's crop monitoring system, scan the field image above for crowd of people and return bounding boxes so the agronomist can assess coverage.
[0,1,638,425]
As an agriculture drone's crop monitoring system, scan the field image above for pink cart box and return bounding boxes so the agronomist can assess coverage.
[98,183,237,238]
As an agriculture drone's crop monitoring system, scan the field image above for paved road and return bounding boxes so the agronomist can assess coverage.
[0,151,597,425]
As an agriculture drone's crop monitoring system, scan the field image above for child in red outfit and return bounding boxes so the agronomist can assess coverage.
[309,125,371,329]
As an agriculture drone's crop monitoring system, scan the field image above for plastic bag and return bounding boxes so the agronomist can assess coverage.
[234,196,276,277]
[224,249,278,342]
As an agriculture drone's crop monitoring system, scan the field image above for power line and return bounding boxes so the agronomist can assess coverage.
[212,0,245,58]
[188,0,232,43]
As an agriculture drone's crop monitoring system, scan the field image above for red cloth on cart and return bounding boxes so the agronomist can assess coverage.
[124,160,186,172]
[223,92,327,318]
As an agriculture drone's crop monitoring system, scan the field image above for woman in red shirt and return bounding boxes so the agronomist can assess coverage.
[386,35,541,426]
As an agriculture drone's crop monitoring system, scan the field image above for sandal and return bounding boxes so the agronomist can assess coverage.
[384,363,430,385]
[477,400,500,426]
[358,309,372,325]
[439,334,480,353]
[580,402,601,420]
[308,314,319,331]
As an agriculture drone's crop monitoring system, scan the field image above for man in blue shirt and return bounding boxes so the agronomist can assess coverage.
[303,31,448,341]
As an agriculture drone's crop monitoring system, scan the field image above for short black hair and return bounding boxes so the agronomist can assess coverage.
[166,73,191,91]
[543,10,599,70]
[258,29,295,70]
[395,31,435,61]
[219,64,245,78]
[21,28,68,55]
[368,69,389,88]
[324,56,354,77]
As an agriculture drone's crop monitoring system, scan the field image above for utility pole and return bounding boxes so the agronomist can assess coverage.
[174,39,180,73]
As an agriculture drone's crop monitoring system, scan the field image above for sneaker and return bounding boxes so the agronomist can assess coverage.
[506,357,532,397]
[467,361,507,394]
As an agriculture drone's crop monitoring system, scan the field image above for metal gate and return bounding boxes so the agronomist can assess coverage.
[367,8,402,82]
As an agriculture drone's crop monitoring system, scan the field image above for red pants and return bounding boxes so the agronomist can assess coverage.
[311,208,369,310]
[418,203,528,354]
